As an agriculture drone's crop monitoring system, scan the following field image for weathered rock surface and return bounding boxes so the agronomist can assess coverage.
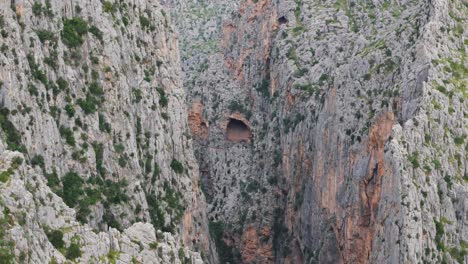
[0,150,203,263]
[0,0,214,262]
[0,0,466,263]
[165,0,467,262]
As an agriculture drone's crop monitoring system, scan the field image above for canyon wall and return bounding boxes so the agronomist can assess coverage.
[0,0,466,263]
[0,0,214,262]
[166,0,467,262]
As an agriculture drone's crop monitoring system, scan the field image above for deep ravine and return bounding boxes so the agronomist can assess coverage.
[0,0,466,263]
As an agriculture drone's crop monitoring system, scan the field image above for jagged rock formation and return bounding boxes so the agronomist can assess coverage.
[0,0,466,263]
[165,0,467,263]
[0,0,214,262]
[0,150,203,263]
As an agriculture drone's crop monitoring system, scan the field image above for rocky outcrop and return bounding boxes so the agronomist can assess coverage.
[0,150,203,263]
[0,0,214,262]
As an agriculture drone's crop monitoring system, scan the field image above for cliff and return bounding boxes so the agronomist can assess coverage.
[0,0,466,263]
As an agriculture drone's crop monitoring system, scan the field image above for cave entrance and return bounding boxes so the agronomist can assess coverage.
[278,16,288,24]
[226,118,251,143]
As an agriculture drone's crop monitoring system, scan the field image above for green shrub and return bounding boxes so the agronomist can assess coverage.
[56,77,68,91]
[0,211,15,262]
[163,182,184,222]
[98,113,111,133]
[45,169,61,193]
[132,89,143,103]
[156,88,168,107]
[454,135,465,146]
[256,79,270,98]
[448,246,467,264]
[66,242,82,260]
[103,179,129,204]
[92,142,105,176]
[31,154,45,168]
[36,30,56,44]
[45,51,59,70]
[28,83,39,96]
[0,108,26,153]
[27,54,48,85]
[62,171,84,207]
[43,0,54,17]
[59,126,75,146]
[286,47,297,61]
[432,159,441,170]
[89,26,103,42]
[64,104,75,117]
[139,16,151,29]
[32,2,43,16]
[61,17,88,48]
[149,242,158,249]
[77,93,99,114]
[209,221,234,263]
[146,191,165,231]
[114,144,124,153]
[434,218,445,251]
[0,169,13,183]
[151,162,160,183]
[89,82,103,96]
[318,74,329,85]
[170,159,184,174]
[46,230,64,249]
[408,152,420,168]
[102,1,117,14]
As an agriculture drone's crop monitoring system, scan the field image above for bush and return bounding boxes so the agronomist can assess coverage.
[434,218,445,251]
[98,113,111,133]
[64,104,75,117]
[133,89,143,103]
[31,154,45,168]
[77,93,99,114]
[139,16,151,29]
[454,135,465,146]
[56,77,68,91]
[59,126,75,146]
[0,108,26,153]
[0,169,13,183]
[256,79,270,98]
[92,142,105,176]
[145,192,165,231]
[408,152,420,168]
[45,169,61,193]
[156,88,168,107]
[66,242,82,260]
[32,2,43,16]
[103,179,129,204]
[209,221,234,263]
[27,54,48,85]
[62,171,84,207]
[170,159,184,174]
[102,1,117,14]
[46,230,64,249]
[61,17,88,48]
[89,82,103,96]
[36,30,56,44]
[89,26,103,42]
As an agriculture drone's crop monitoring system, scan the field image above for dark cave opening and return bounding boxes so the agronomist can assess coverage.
[278,16,288,24]
[226,118,251,142]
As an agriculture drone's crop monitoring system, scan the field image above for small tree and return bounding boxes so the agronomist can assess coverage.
[170,159,184,174]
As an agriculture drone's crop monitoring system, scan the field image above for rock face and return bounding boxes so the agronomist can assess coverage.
[164,0,467,263]
[0,0,467,263]
[0,0,214,262]
[0,150,203,263]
